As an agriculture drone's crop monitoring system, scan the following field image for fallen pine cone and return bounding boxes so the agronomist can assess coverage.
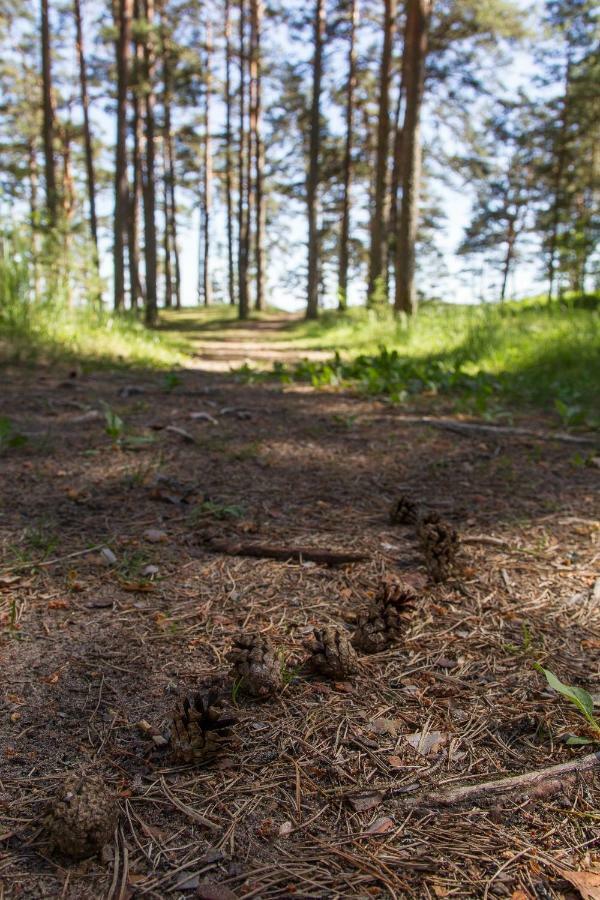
[303,626,359,680]
[228,633,283,699]
[418,519,459,582]
[170,685,237,764]
[44,773,118,860]
[353,580,416,654]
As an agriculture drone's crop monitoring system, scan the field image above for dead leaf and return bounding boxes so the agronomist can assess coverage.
[348,791,383,813]
[511,891,531,900]
[119,580,155,593]
[386,755,403,768]
[278,820,293,836]
[404,730,448,756]
[197,883,238,900]
[143,528,168,543]
[559,869,600,899]
[0,575,21,588]
[364,816,394,835]
[369,718,402,737]
[47,599,69,610]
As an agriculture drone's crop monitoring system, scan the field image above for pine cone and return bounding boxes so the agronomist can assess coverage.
[389,495,420,526]
[228,633,283,698]
[170,686,237,764]
[44,773,118,859]
[303,626,359,680]
[418,519,459,582]
[352,580,415,654]
[415,508,441,528]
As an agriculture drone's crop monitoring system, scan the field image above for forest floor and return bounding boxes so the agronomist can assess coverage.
[0,324,599,899]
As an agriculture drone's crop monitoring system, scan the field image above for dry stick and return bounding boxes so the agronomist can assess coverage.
[411,751,600,808]
[0,543,105,575]
[204,538,369,566]
[378,415,599,446]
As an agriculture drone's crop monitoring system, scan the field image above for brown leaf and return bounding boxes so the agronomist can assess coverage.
[369,718,402,737]
[143,528,168,543]
[197,883,238,900]
[559,869,600,899]
[404,730,448,756]
[278,820,293,836]
[120,580,156,593]
[348,791,383,813]
[0,575,21,588]
[386,755,404,768]
[364,816,394,835]
[47,599,69,610]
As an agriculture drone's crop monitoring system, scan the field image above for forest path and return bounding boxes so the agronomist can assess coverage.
[0,362,598,898]
[159,308,332,371]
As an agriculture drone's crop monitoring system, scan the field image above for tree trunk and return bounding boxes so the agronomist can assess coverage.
[60,123,75,305]
[388,67,405,292]
[546,56,571,303]
[500,216,516,301]
[224,0,235,305]
[367,0,396,306]
[162,137,172,307]
[160,15,176,309]
[28,139,41,300]
[40,0,58,228]
[201,22,213,306]
[114,0,133,310]
[306,0,325,320]
[238,0,249,319]
[73,0,99,280]
[166,127,181,309]
[394,0,431,316]
[338,0,358,311]
[250,0,265,310]
[142,0,158,325]
[129,0,145,310]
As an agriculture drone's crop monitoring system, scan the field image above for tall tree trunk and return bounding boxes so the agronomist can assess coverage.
[394,0,431,316]
[60,123,75,304]
[40,0,58,228]
[142,0,158,325]
[388,67,405,291]
[367,0,396,305]
[338,0,358,311]
[500,216,516,301]
[129,0,145,310]
[250,0,265,310]
[28,139,41,300]
[73,0,99,279]
[306,0,325,320]
[114,0,133,310]
[166,126,181,309]
[201,22,213,306]
[162,138,172,307]
[546,56,571,302]
[237,0,249,318]
[224,0,235,305]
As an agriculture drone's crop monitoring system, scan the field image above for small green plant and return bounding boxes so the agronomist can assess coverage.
[534,664,600,745]
[162,371,183,392]
[102,403,125,441]
[231,676,243,703]
[189,500,245,524]
[25,522,59,559]
[0,417,28,453]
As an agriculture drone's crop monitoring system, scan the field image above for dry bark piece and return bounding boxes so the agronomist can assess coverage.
[204,537,368,566]
[417,519,459,582]
[353,580,416,654]
[228,633,283,698]
[44,773,118,859]
[389,495,420,526]
[303,626,359,680]
[170,685,237,764]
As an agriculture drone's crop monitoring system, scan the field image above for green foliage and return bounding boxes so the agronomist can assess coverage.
[162,371,183,391]
[102,404,125,441]
[0,417,27,453]
[189,500,245,523]
[534,664,600,744]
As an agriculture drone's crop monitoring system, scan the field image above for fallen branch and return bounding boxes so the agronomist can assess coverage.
[204,537,369,566]
[376,415,599,446]
[412,751,600,808]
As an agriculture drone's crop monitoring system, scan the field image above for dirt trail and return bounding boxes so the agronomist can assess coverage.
[0,361,598,899]
[161,312,332,372]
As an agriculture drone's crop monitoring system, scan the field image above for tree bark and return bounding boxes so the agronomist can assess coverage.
[388,67,405,292]
[546,56,571,302]
[250,0,265,310]
[201,22,213,306]
[160,15,179,309]
[40,0,58,228]
[394,0,431,316]
[28,138,41,300]
[162,137,172,307]
[367,0,396,306]
[237,0,250,318]
[73,0,99,279]
[306,0,325,320]
[338,0,358,311]
[224,0,235,305]
[129,0,145,310]
[142,0,158,325]
[114,0,133,310]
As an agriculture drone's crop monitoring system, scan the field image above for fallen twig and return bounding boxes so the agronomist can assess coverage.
[411,751,600,808]
[0,543,105,575]
[203,537,369,566]
[375,415,599,446]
